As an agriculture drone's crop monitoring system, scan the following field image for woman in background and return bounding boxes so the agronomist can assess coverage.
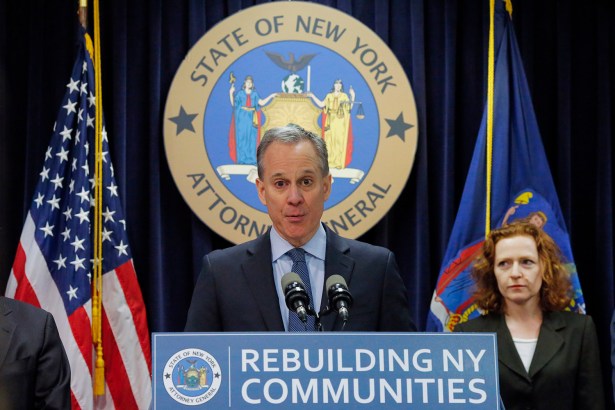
[455,221,604,410]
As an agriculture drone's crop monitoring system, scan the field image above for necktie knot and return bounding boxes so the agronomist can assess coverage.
[287,248,306,263]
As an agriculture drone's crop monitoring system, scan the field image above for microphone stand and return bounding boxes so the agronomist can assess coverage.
[315,316,323,332]
[316,306,334,331]
[318,306,349,331]
[306,306,323,332]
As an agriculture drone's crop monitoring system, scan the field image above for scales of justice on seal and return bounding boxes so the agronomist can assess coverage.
[216,50,366,186]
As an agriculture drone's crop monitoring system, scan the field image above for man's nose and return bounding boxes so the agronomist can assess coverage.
[287,184,303,204]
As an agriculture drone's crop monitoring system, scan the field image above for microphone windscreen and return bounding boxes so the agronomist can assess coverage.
[326,274,347,290]
[281,272,304,289]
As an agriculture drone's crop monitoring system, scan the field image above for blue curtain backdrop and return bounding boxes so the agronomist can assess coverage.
[1,0,614,405]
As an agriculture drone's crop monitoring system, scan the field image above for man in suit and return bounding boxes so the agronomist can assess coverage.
[185,124,415,332]
[0,296,71,409]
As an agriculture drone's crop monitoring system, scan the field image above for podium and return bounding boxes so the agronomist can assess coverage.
[152,332,500,409]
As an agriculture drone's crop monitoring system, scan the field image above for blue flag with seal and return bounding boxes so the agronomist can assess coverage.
[426,0,585,332]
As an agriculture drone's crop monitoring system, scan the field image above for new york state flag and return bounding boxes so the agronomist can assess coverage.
[426,1,585,332]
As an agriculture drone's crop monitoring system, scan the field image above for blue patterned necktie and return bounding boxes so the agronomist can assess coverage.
[287,248,316,331]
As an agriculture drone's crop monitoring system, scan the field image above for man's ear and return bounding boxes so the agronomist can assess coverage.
[323,173,332,200]
[255,178,267,205]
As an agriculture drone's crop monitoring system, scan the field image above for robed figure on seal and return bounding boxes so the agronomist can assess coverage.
[228,75,276,164]
[308,79,356,169]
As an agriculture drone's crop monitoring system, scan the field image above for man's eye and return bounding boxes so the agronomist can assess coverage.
[274,181,286,188]
[301,178,313,186]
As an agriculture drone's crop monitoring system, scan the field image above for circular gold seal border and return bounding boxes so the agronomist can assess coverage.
[164,1,418,244]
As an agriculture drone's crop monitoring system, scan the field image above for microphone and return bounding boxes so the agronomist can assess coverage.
[281,272,311,324]
[326,275,353,323]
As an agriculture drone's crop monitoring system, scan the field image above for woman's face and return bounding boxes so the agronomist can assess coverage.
[333,81,342,92]
[493,235,543,309]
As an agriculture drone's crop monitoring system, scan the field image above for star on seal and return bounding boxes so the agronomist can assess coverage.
[169,106,198,135]
[385,112,414,142]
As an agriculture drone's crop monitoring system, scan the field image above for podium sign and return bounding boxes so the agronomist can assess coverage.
[152,332,500,409]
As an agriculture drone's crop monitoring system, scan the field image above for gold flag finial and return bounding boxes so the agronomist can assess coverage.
[504,0,513,18]
[78,0,88,29]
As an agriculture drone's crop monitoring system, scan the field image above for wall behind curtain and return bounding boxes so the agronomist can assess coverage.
[1,0,614,405]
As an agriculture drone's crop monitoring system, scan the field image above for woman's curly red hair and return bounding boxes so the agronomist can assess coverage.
[471,221,572,313]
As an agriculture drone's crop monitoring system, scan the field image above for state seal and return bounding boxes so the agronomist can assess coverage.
[164,1,418,243]
[163,348,222,406]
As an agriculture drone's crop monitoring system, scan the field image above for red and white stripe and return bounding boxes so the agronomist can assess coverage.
[6,213,152,409]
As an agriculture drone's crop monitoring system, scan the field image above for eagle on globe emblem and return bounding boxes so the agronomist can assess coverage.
[265,51,316,94]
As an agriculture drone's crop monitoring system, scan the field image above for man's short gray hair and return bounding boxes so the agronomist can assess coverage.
[256,124,329,178]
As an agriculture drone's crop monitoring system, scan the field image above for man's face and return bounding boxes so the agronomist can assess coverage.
[256,140,331,247]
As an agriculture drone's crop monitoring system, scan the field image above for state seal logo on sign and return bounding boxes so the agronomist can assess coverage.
[163,348,222,406]
[164,1,418,244]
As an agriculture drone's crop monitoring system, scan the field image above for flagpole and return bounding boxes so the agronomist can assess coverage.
[78,0,106,398]
[485,0,496,238]
[91,0,106,396]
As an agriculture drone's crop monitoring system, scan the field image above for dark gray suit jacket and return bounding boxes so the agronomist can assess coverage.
[0,297,71,410]
[456,311,604,410]
[185,226,415,332]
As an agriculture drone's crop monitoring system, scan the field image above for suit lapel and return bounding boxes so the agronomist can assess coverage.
[241,233,285,331]
[528,312,564,377]
[0,297,16,368]
[320,228,354,331]
[493,314,532,381]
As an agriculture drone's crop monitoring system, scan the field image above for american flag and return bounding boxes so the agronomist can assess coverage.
[5,30,152,408]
